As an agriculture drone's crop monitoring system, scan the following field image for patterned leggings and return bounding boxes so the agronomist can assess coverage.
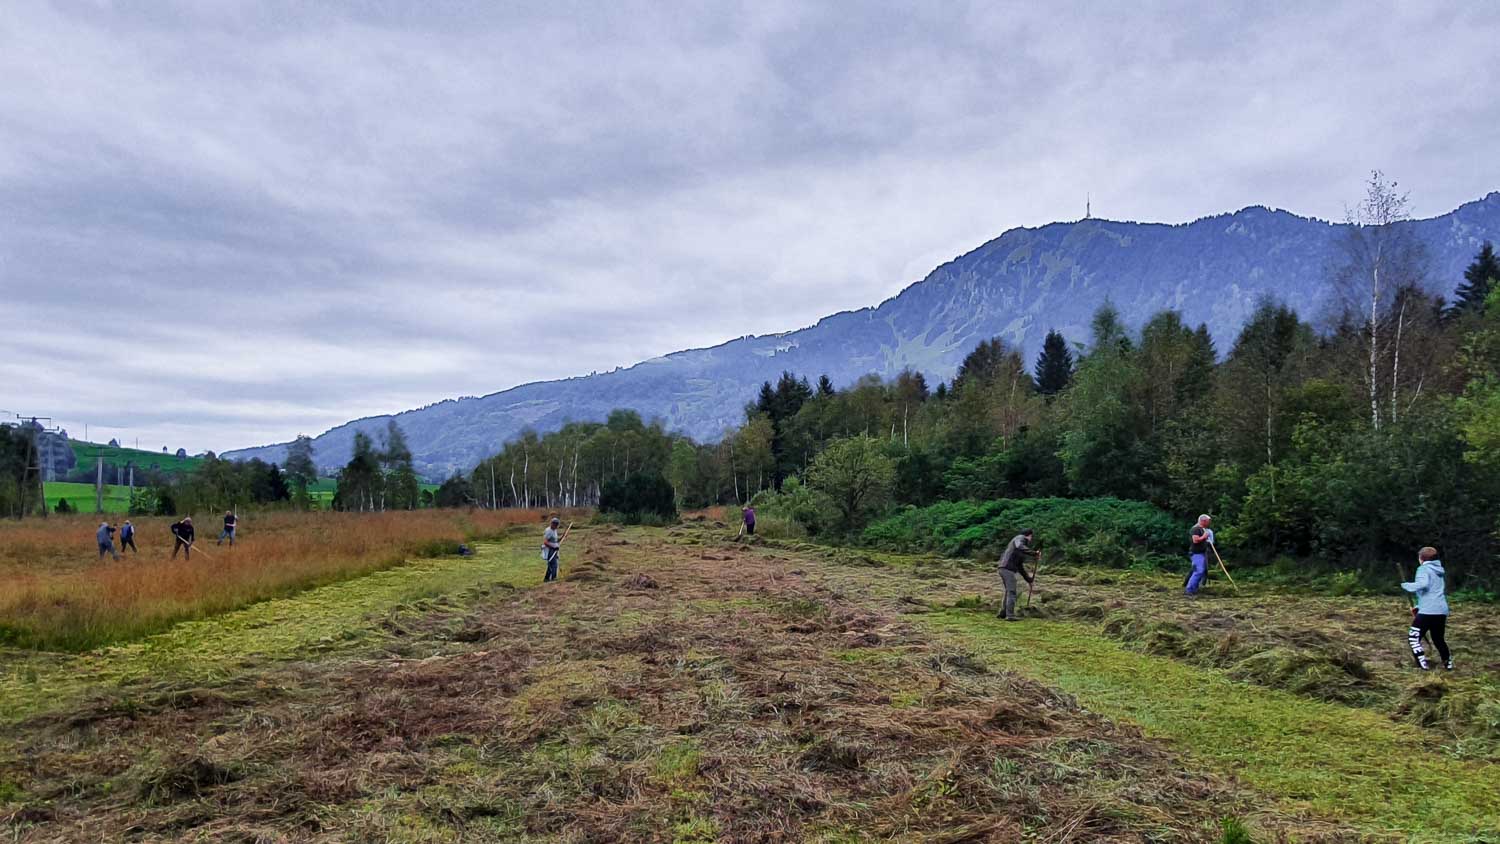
[1408,613,1450,669]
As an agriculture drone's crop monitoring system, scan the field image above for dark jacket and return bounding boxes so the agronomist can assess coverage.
[171,521,194,542]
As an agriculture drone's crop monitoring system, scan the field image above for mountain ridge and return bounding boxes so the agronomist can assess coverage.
[223,192,1500,480]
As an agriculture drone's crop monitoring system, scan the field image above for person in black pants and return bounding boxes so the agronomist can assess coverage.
[119,520,138,554]
[1402,546,1452,670]
[171,517,195,560]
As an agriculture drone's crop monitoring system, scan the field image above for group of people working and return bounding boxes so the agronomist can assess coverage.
[91,511,240,560]
[990,515,1456,671]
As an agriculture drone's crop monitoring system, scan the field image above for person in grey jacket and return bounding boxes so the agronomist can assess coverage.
[1401,546,1452,670]
[997,529,1039,621]
[96,522,120,561]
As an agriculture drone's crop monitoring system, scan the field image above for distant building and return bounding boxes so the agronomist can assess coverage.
[1,419,76,481]
[175,448,187,458]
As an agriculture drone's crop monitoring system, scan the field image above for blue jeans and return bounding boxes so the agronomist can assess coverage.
[218,527,235,546]
[545,549,559,582]
[1186,554,1207,594]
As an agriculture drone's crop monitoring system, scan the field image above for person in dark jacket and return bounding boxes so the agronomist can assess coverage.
[742,506,757,536]
[171,517,195,560]
[1402,546,1452,671]
[119,520,137,554]
[97,522,120,561]
[997,529,1039,621]
[217,510,237,546]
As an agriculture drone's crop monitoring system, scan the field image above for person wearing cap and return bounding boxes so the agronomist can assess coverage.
[997,529,1039,621]
[542,517,563,582]
[119,519,138,555]
[1185,514,1214,596]
[171,516,195,559]
[97,521,120,561]
[742,505,756,537]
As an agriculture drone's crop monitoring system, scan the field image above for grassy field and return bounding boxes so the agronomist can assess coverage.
[303,477,438,507]
[0,509,574,650]
[42,477,436,514]
[1,520,1496,840]
[42,481,133,514]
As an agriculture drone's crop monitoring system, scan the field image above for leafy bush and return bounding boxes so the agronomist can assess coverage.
[752,514,808,540]
[862,497,1182,567]
[599,473,678,524]
[750,477,832,535]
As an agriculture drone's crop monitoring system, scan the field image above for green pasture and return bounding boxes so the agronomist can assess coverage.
[44,482,133,514]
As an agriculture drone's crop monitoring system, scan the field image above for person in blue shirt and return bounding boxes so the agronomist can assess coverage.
[1401,546,1452,671]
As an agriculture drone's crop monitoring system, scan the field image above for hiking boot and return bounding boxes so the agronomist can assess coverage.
[1445,659,1455,671]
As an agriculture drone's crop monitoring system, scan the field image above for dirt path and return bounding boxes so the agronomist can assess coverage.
[3,526,1320,842]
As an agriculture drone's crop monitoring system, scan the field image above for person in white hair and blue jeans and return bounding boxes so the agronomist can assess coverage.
[1184,514,1213,596]
[1402,546,1452,671]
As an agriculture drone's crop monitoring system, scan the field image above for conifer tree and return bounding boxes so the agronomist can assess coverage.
[1449,242,1499,318]
[1034,330,1075,396]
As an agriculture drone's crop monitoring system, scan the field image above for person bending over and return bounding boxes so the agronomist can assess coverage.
[997,529,1039,621]
[171,517,195,560]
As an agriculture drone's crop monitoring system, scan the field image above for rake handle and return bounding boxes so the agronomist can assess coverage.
[1023,552,1043,609]
[1209,542,1238,592]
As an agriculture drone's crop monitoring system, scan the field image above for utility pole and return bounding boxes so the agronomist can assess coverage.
[14,414,53,519]
[96,456,104,513]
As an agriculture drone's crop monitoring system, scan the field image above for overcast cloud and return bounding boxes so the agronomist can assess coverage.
[3,1,1498,453]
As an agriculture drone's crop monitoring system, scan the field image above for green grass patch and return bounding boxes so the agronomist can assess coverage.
[44,481,133,513]
[653,740,703,785]
[918,610,1500,840]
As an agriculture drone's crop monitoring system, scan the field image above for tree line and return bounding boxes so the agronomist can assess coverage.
[450,175,1500,586]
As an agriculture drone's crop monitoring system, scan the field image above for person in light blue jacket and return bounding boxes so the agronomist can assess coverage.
[1401,546,1451,671]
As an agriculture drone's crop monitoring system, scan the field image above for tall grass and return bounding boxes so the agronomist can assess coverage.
[0,508,575,651]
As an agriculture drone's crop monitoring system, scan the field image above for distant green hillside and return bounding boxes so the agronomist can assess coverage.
[69,441,202,475]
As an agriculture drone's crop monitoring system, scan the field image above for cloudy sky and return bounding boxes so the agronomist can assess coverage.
[3,1,1498,453]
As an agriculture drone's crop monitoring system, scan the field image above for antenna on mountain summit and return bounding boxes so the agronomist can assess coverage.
[1085,194,1091,220]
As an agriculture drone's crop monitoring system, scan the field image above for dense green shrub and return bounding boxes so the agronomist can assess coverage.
[862,497,1182,567]
[750,477,832,535]
[599,472,678,524]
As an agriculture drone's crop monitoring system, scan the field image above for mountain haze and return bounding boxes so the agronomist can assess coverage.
[224,194,1500,480]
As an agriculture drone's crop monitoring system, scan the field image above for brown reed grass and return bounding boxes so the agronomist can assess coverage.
[0,508,578,651]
